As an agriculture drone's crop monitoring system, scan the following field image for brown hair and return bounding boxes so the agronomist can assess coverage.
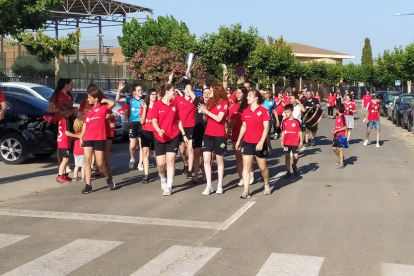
[206,84,227,109]
[130,84,142,97]
[159,83,174,98]
[73,118,84,132]
[87,85,105,103]
[250,90,264,105]
[51,78,72,104]
[59,103,73,119]
[266,88,273,99]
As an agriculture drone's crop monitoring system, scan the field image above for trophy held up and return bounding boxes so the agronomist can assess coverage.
[182,53,195,84]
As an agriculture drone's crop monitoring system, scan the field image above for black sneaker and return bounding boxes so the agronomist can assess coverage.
[292,165,298,176]
[304,142,310,147]
[106,175,116,190]
[82,184,92,194]
[142,175,150,183]
[310,139,315,146]
[284,171,292,179]
[183,166,188,175]
[186,170,192,179]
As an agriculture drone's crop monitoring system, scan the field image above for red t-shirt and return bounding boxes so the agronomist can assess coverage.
[204,100,228,137]
[283,96,291,105]
[314,95,321,101]
[152,99,180,142]
[282,118,301,146]
[366,101,380,121]
[52,92,74,123]
[79,100,87,115]
[228,102,242,141]
[175,95,196,128]
[363,95,372,107]
[334,115,347,138]
[0,88,5,102]
[73,131,83,156]
[328,95,336,106]
[105,110,115,138]
[275,97,284,115]
[57,118,72,149]
[140,106,154,132]
[83,104,109,141]
[231,91,237,103]
[343,101,356,116]
[241,105,270,144]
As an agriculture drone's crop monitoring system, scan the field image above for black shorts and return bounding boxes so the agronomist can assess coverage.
[106,137,113,141]
[83,140,106,151]
[180,127,194,142]
[240,141,268,158]
[141,130,155,150]
[305,124,318,134]
[283,145,299,154]
[154,135,180,156]
[202,135,227,155]
[128,121,142,138]
[332,139,342,148]
[192,125,205,149]
[58,148,70,158]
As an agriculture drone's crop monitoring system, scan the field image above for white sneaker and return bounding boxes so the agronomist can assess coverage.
[376,143,381,148]
[202,185,213,195]
[66,165,72,173]
[137,163,144,171]
[216,186,223,194]
[163,187,172,196]
[238,179,244,187]
[249,173,254,185]
[363,140,369,146]
[363,118,366,122]
[161,179,167,192]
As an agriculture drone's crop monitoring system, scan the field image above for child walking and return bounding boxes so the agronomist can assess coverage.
[73,118,85,181]
[332,104,348,169]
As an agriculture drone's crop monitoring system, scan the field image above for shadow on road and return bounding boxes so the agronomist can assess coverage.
[349,139,363,145]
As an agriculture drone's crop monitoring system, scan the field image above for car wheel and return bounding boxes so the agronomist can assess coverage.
[396,115,401,126]
[0,133,29,164]
[33,152,55,159]
[408,120,413,132]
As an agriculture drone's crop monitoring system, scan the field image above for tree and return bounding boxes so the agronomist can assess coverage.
[306,61,328,85]
[0,0,62,36]
[128,46,207,85]
[341,63,360,86]
[248,36,295,87]
[11,55,54,77]
[118,15,196,60]
[196,24,260,79]
[325,63,342,87]
[361,38,373,66]
[402,43,414,83]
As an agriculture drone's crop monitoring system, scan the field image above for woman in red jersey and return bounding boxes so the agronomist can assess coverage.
[236,90,271,198]
[152,84,188,196]
[227,86,248,187]
[198,84,228,195]
[176,84,197,179]
[139,88,158,183]
[80,86,116,194]
[274,91,284,139]
[327,92,336,119]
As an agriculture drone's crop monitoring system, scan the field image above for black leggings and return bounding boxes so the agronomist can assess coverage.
[328,106,334,116]
[276,115,283,134]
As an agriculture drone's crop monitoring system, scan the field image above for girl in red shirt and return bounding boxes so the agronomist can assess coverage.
[274,91,284,139]
[235,91,271,198]
[327,92,336,119]
[152,84,188,196]
[139,88,158,183]
[198,84,228,195]
[228,86,249,187]
[73,118,85,182]
[80,86,116,194]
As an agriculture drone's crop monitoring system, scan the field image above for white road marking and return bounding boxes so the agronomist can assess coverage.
[256,253,324,276]
[219,201,256,230]
[0,234,29,250]
[2,239,122,276]
[130,245,220,276]
[269,172,286,186]
[382,263,414,276]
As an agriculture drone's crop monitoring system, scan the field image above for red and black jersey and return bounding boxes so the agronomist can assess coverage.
[282,118,301,146]
[204,101,228,137]
[241,105,270,144]
[83,104,109,141]
[334,115,347,138]
[57,117,73,148]
[343,101,356,116]
[152,99,180,142]
[366,101,380,121]
[175,95,196,128]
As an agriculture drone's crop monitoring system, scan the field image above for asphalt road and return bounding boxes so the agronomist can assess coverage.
[1,111,414,276]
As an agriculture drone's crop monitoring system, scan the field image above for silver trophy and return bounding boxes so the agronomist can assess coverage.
[182,53,195,84]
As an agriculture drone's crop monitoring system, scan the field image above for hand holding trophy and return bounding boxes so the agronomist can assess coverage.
[182,53,195,84]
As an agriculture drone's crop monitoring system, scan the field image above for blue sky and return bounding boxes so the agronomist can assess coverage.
[69,0,414,64]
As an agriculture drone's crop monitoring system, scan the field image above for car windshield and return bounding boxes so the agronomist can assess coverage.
[401,96,414,105]
[384,94,397,102]
[31,86,54,101]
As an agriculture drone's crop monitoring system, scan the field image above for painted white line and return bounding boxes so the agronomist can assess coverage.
[2,239,122,276]
[0,209,222,230]
[269,172,286,186]
[382,263,414,276]
[130,245,220,276]
[0,234,30,250]
[256,253,324,276]
[219,201,256,230]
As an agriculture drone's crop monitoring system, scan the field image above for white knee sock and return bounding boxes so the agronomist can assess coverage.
[160,174,166,182]
[167,179,173,189]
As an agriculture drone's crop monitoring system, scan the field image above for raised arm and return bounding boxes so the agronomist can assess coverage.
[101,98,115,110]
[116,81,127,103]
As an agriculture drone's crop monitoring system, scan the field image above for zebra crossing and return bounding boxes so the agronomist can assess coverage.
[0,233,412,276]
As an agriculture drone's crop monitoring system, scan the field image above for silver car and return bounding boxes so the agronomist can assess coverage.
[387,96,399,120]
[0,82,54,102]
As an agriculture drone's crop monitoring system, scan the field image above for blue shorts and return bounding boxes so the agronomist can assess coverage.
[367,119,380,130]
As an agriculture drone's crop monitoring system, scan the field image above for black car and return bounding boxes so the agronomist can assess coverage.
[380,91,400,117]
[0,92,56,164]
[402,98,414,132]
[391,94,414,127]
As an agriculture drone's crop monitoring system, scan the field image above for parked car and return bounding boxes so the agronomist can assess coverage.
[402,98,414,132]
[71,91,124,139]
[391,94,414,127]
[387,96,399,120]
[177,88,203,97]
[380,91,400,117]
[0,82,54,102]
[0,92,56,164]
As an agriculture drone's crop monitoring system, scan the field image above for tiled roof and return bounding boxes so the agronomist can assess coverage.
[290,43,352,57]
